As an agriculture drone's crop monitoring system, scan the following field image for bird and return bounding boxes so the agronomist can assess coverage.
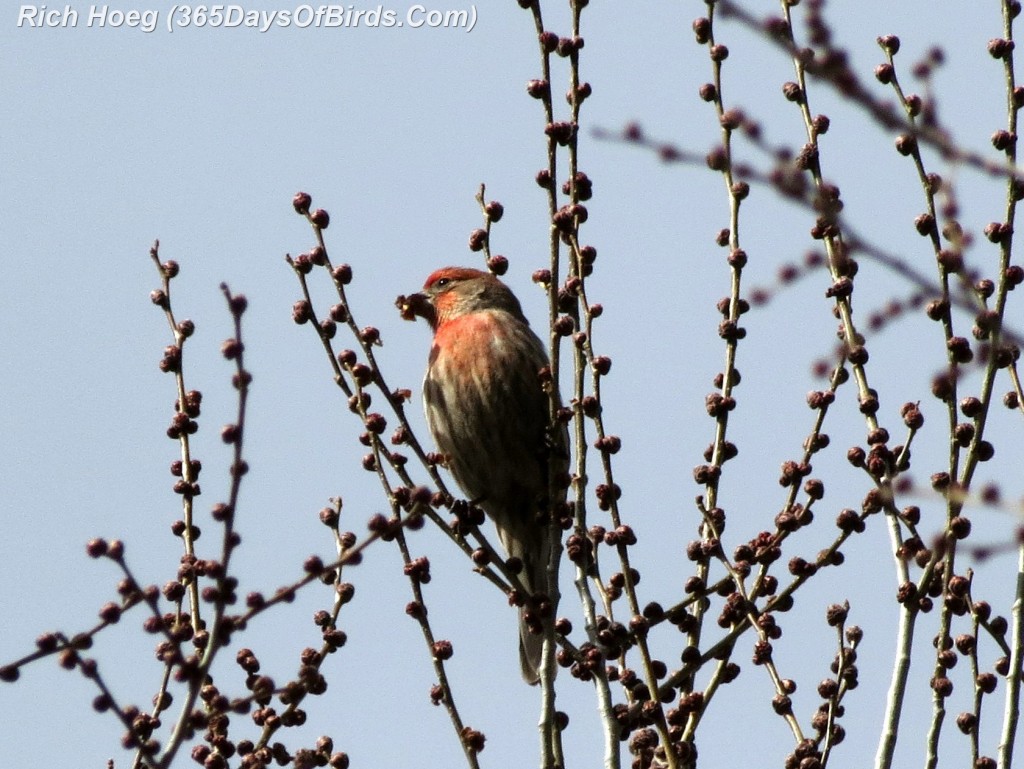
[399,266,567,684]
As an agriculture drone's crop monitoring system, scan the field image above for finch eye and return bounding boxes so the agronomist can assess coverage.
[435,277,451,288]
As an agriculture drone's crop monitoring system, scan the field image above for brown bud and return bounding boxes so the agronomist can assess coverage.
[292,191,312,214]
[878,35,901,55]
[875,63,894,84]
[310,209,330,229]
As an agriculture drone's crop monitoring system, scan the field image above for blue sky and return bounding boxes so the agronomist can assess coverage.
[2,3,1021,768]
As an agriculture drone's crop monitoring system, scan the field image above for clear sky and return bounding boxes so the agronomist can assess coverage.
[1,2,1020,768]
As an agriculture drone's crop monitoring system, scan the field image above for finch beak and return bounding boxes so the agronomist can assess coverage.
[396,292,436,326]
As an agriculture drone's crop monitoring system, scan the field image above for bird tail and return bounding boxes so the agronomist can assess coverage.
[514,525,553,686]
[519,617,543,685]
